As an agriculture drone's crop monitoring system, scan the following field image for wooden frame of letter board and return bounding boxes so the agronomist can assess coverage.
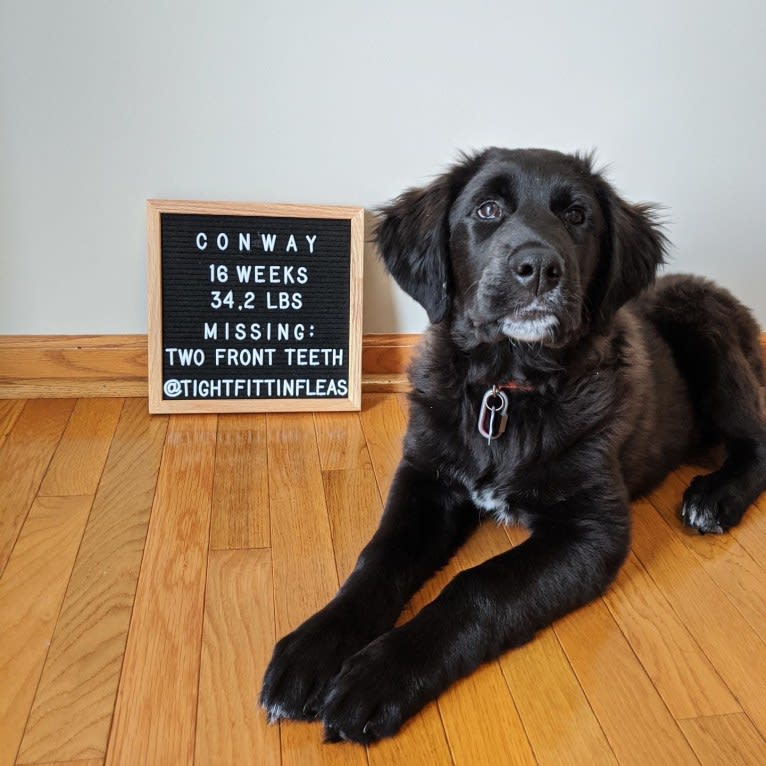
[147,200,364,413]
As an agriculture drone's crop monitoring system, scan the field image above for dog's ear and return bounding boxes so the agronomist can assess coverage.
[589,178,667,327]
[375,155,481,324]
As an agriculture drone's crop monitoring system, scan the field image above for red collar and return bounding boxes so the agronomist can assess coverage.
[497,379,535,393]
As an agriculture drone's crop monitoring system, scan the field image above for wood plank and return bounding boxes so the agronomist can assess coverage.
[0,335,147,372]
[362,333,420,375]
[0,398,75,574]
[321,468,382,582]
[321,464,455,765]
[38,398,124,496]
[0,335,147,349]
[18,760,103,766]
[18,399,168,763]
[0,398,24,447]
[0,336,148,398]
[362,373,409,393]
[269,414,340,633]
[195,549,279,766]
[679,713,766,765]
[649,471,766,642]
[603,552,740,718]
[0,347,147,380]
[631,498,766,739]
[439,661,536,766]
[104,415,217,766]
[500,628,616,765]
[0,380,148,399]
[359,393,408,499]
[0,496,93,766]
[740,493,766,566]
[210,414,269,550]
[366,702,453,766]
[314,411,372,471]
[356,392,416,616]
[267,413,366,766]
[555,597,699,765]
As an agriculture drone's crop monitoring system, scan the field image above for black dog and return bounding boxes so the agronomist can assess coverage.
[261,147,766,743]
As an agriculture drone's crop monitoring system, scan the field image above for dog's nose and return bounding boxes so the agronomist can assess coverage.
[510,249,564,295]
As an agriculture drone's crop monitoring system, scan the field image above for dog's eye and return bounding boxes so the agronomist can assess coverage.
[476,201,502,220]
[563,206,586,226]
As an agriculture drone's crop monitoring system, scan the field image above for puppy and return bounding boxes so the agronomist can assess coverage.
[261,147,766,743]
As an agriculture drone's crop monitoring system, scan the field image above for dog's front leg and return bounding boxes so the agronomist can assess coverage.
[260,460,478,723]
[319,491,631,743]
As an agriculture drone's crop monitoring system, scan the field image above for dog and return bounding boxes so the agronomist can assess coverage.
[261,147,766,743]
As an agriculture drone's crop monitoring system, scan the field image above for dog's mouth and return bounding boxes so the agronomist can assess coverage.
[499,311,560,343]
[466,308,561,346]
[460,291,577,349]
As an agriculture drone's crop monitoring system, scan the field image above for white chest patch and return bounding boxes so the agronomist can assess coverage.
[470,486,519,528]
[469,485,530,527]
[470,487,509,515]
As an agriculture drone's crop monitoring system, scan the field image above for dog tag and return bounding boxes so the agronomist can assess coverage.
[478,387,509,443]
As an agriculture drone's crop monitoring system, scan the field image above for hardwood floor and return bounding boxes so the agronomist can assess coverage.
[0,395,765,765]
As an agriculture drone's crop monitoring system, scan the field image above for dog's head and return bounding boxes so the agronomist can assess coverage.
[376,148,667,348]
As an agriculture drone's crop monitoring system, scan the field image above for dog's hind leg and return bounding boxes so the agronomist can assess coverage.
[648,275,766,533]
[680,357,766,533]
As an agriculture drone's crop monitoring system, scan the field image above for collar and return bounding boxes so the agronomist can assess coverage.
[495,379,535,394]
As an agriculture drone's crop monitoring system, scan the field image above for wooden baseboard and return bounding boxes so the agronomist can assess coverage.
[0,334,420,398]
[2,332,765,400]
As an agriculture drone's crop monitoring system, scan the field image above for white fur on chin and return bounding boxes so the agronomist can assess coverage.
[500,315,559,343]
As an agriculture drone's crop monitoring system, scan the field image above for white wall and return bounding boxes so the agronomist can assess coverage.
[1,0,765,334]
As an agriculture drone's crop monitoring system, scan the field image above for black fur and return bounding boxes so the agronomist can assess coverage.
[261,147,766,743]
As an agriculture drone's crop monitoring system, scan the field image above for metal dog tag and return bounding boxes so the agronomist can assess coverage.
[478,387,509,443]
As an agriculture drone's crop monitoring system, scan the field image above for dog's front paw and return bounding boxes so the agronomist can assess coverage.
[320,629,430,744]
[260,606,370,724]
